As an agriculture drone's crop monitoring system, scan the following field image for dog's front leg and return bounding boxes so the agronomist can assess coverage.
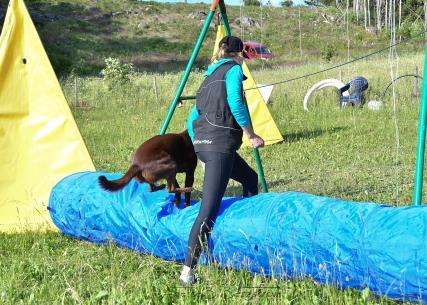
[167,177,181,207]
[184,171,195,207]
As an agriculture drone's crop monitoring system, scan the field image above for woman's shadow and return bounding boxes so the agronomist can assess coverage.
[283,126,347,143]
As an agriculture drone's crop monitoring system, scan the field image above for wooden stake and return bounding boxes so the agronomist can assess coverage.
[153,76,159,104]
[414,65,419,99]
[299,7,302,60]
[74,76,78,106]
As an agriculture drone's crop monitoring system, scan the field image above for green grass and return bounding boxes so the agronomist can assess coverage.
[0,232,417,305]
[1,48,426,304]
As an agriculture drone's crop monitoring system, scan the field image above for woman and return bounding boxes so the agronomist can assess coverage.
[180,36,264,284]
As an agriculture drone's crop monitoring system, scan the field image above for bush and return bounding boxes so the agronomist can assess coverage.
[281,0,293,7]
[398,21,412,39]
[409,21,424,39]
[49,53,73,75]
[100,57,135,88]
[321,44,337,62]
[304,0,320,6]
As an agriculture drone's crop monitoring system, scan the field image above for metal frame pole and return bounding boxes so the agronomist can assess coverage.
[242,96,269,193]
[160,0,268,193]
[160,1,221,134]
[413,45,427,205]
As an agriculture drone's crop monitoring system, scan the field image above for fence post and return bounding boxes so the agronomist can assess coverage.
[413,65,419,99]
[74,76,78,106]
[153,76,159,104]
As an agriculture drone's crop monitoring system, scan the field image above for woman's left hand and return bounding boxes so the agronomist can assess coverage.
[250,134,264,148]
[242,126,264,148]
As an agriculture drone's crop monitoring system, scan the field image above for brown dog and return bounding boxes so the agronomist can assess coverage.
[98,130,197,207]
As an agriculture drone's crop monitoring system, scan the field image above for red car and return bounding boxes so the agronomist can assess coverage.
[243,42,273,60]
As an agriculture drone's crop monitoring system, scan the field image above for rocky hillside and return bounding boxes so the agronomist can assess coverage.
[0,0,411,76]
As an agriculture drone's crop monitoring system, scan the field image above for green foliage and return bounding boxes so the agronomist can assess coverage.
[244,0,261,6]
[401,0,425,21]
[320,44,337,62]
[318,0,336,5]
[304,0,321,6]
[281,0,293,7]
[48,52,73,75]
[398,20,425,41]
[100,57,135,88]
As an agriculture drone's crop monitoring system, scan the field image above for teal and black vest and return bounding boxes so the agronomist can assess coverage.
[193,62,243,153]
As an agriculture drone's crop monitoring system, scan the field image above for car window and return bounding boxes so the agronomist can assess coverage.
[255,47,271,54]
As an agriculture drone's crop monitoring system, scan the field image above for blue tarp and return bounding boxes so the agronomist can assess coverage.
[49,171,427,303]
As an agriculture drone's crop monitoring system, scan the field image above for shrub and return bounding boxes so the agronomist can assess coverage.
[281,0,293,7]
[321,44,337,62]
[100,57,135,88]
[244,0,261,6]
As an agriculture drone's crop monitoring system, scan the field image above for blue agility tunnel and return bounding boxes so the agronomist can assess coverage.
[49,171,427,303]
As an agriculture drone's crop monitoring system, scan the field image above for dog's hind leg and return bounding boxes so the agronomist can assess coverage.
[150,183,166,192]
[134,172,145,184]
[135,173,165,192]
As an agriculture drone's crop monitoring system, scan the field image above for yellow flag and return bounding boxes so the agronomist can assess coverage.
[0,0,95,232]
[213,26,283,147]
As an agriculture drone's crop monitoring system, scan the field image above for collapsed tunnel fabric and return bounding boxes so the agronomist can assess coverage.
[49,171,427,303]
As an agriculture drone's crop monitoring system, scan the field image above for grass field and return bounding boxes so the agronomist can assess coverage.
[1,47,426,304]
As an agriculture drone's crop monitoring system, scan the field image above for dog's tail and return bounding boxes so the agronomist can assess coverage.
[98,165,140,192]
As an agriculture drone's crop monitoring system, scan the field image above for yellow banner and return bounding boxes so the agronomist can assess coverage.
[0,0,95,232]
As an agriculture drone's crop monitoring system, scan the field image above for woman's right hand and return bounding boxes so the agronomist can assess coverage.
[250,134,264,148]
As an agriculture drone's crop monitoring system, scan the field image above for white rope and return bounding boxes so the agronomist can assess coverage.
[260,0,264,69]
[299,7,302,60]
[388,0,401,203]
[240,0,244,41]
[425,1,427,40]
[346,0,350,77]
[346,0,356,125]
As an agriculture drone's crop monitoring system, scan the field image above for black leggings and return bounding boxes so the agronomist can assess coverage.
[184,151,258,268]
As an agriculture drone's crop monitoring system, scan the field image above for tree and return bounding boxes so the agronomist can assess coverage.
[294,0,426,33]
[317,0,336,5]
[304,0,321,6]
[244,0,261,6]
[281,0,293,7]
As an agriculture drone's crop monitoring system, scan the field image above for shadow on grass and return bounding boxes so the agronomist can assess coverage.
[189,178,295,203]
[282,126,347,143]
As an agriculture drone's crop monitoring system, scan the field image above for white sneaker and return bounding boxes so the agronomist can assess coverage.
[179,266,199,286]
[179,273,195,285]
